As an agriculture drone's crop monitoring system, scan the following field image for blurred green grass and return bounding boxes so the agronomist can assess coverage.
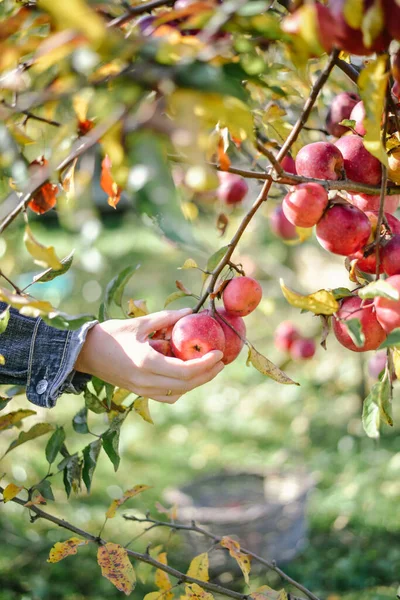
[1,207,400,600]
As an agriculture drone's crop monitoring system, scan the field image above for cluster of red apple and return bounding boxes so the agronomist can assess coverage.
[274,322,316,360]
[149,277,262,363]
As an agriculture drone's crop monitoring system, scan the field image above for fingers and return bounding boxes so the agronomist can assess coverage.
[137,308,192,337]
[137,360,224,397]
[149,393,181,404]
[146,348,224,380]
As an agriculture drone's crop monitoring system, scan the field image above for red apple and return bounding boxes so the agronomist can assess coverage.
[295,142,344,180]
[391,49,400,85]
[388,149,400,184]
[326,91,360,138]
[204,308,246,364]
[282,182,328,228]
[366,211,400,236]
[290,338,316,360]
[335,134,382,187]
[333,296,386,352]
[347,193,400,214]
[368,351,388,379]
[382,0,400,41]
[280,154,297,175]
[374,274,400,333]
[270,205,297,240]
[282,2,338,54]
[392,81,400,101]
[149,338,175,356]
[222,276,262,317]
[381,235,400,276]
[348,211,400,273]
[171,313,225,360]
[349,248,383,275]
[217,172,248,205]
[349,101,366,136]
[274,321,300,352]
[316,202,371,255]
[152,325,174,340]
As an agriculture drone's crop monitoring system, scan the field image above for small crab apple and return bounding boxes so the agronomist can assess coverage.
[278,154,297,184]
[381,235,400,276]
[374,274,400,333]
[326,92,360,138]
[347,193,400,214]
[295,142,344,180]
[217,172,248,205]
[282,183,328,228]
[335,134,382,186]
[274,321,300,352]
[222,276,262,317]
[269,205,297,240]
[290,338,316,360]
[149,338,175,357]
[316,201,371,256]
[171,313,225,360]
[333,296,386,352]
[204,308,246,365]
[349,101,366,136]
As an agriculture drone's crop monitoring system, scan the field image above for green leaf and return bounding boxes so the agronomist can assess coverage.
[358,280,400,301]
[3,423,54,456]
[102,415,124,472]
[379,328,400,349]
[237,1,269,16]
[343,318,365,348]
[62,454,82,498]
[45,426,66,465]
[72,408,89,434]
[33,479,55,501]
[41,312,96,331]
[174,62,249,103]
[105,383,114,410]
[203,246,229,281]
[84,388,107,414]
[338,119,356,129]
[0,306,10,334]
[102,265,140,320]
[379,375,393,426]
[32,250,75,284]
[92,377,105,396]
[164,291,191,308]
[0,397,11,412]
[332,287,354,300]
[82,438,102,493]
[362,378,393,438]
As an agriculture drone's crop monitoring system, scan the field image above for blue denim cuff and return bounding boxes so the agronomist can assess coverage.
[26,318,98,408]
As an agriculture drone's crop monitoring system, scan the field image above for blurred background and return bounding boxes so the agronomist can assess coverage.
[1,70,400,600]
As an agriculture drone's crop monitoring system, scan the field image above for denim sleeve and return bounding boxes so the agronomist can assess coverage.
[0,302,98,408]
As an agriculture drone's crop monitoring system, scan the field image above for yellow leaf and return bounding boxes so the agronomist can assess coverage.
[7,122,35,145]
[155,553,173,598]
[358,55,389,167]
[3,483,23,502]
[0,355,5,365]
[343,0,364,28]
[73,92,90,122]
[250,586,288,600]
[106,484,151,519]
[220,537,251,585]
[38,0,108,51]
[97,543,136,595]
[392,349,400,379]
[179,259,198,270]
[0,286,53,318]
[284,226,313,246]
[128,299,149,318]
[144,593,170,600]
[47,537,88,563]
[133,397,154,424]
[187,553,209,582]
[24,226,62,270]
[361,0,384,47]
[263,103,286,122]
[0,409,36,431]
[280,279,339,315]
[247,344,299,386]
[182,583,214,599]
[112,388,132,406]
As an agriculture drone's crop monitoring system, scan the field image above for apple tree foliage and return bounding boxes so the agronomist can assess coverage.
[1,0,400,597]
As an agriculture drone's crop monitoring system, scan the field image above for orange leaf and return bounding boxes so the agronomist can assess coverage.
[48,537,89,563]
[78,119,95,136]
[97,542,136,595]
[3,483,23,502]
[217,138,231,171]
[28,158,58,214]
[100,155,122,209]
[220,537,251,584]
[105,484,151,519]
[25,494,47,507]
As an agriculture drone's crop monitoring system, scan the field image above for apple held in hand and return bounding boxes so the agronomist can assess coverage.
[333,296,386,352]
[204,308,246,364]
[295,142,344,180]
[171,313,225,360]
[316,202,371,256]
[149,338,175,356]
[282,182,328,228]
[222,276,262,317]
[270,205,298,240]
[326,91,360,138]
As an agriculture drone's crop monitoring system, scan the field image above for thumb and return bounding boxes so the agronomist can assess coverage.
[138,308,193,335]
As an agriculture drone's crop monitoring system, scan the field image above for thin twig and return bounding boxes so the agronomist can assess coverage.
[107,0,175,28]
[375,71,391,278]
[335,59,360,85]
[0,270,23,295]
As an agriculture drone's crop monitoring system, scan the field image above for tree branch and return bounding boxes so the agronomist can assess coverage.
[124,514,321,600]
[107,0,176,29]
[375,72,391,278]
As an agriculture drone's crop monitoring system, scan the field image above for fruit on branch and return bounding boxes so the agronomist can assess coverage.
[330,0,391,55]
[316,201,371,255]
[282,2,337,54]
[349,247,383,275]
[388,149,400,184]
[374,274,400,332]
[274,321,300,352]
[278,154,297,184]
[368,351,388,379]
[333,296,386,352]
[295,142,344,181]
[290,338,316,360]
[149,338,175,357]
[335,134,382,186]
[204,308,246,365]
[391,49,400,85]
[347,192,400,214]
[282,182,328,228]
[325,91,360,138]
[217,172,248,205]
[171,313,225,360]
[382,0,400,41]
[269,205,297,240]
[349,211,400,273]
[381,235,400,276]
[366,211,400,236]
[349,101,366,136]
[222,276,262,317]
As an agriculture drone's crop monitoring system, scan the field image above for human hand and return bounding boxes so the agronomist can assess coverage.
[74,308,224,403]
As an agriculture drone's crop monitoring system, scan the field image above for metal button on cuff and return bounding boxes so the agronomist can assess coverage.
[36,379,48,395]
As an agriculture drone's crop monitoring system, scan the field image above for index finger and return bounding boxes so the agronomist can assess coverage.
[147,348,224,380]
